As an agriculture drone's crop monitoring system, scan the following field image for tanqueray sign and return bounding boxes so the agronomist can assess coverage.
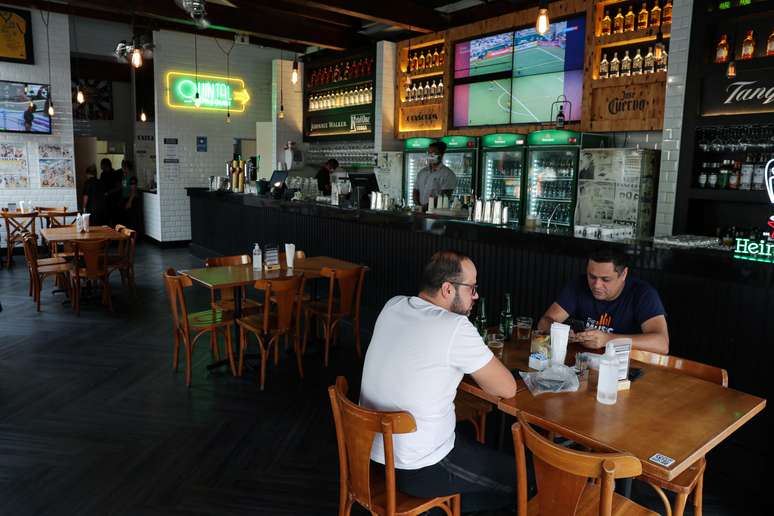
[734,159,774,264]
[165,71,250,112]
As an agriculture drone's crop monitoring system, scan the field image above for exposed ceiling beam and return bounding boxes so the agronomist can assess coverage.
[19,0,360,50]
[232,0,363,29]
[282,0,446,33]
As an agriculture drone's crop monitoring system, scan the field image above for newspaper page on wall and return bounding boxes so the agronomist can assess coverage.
[0,143,29,188]
[38,144,75,188]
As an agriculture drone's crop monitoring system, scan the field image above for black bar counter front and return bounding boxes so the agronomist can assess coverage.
[188,187,771,490]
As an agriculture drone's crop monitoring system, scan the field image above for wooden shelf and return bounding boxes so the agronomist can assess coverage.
[688,188,772,204]
[307,103,373,114]
[403,69,444,80]
[400,97,444,107]
[596,23,671,48]
[306,77,373,94]
[591,71,667,86]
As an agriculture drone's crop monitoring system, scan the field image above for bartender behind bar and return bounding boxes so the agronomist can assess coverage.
[315,158,340,195]
[412,142,457,211]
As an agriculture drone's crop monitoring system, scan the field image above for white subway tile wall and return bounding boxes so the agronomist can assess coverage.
[0,10,76,239]
[272,59,304,173]
[656,0,693,236]
[151,30,281,242]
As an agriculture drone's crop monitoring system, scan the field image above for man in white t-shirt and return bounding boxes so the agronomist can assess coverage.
[360,251,521,513]
[413,141,457,210]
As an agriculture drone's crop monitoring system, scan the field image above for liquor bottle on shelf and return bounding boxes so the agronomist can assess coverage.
[644,47,655,73]
[343,61,350,81]
[715,34,730,63]
[753,154,767,191]
[411,83,418,102]
[768,29,774,56]
[638,2,649,30]
[433,48,440,67]
[610,52,620,78]
[439,47,446,65]
[600,52,609,78]
[657,48,668,72]
[426,49,433,68]
[621,50,632,76]
[650,1,661,28]
[614,8,624,34]
[632,48,643,74]
[697,164,708,188]
[728,160,740,190]
[624,5,635,32]
[418,51,425,70]
[430,80,437,98]
[741,30,756,60]
[740,152,754,191]
[411,52,418,71]
[437,79,444,98]
[333,64,341,82]
[663,1,672,24]
[601,10,612,36]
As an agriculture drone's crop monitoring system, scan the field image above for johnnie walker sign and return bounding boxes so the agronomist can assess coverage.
[702,65,774,116]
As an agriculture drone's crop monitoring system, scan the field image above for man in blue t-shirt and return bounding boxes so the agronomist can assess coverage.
[538,247,669,353]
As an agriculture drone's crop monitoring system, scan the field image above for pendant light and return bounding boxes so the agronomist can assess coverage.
[140,109,147,122]
[40,9,54,117]
[73,17,86,104]
[278,55,285,119]
[536,0,550,36]
[76,88,85,104]
[193,33,201,108]
[47,100,55,117]
[131,47,143,68]
[215,36,236,124]
[291,56,299,85]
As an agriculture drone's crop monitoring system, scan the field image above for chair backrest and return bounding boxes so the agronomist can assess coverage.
[253,275,305,334]
[43,210,79,228]
[328,376,417,515]
[22,233,39,275]
[205,254,251,267]
[115,224,127,233]
[72,239,109,278]
[120,228,138,264]
[163,268,193,337]
[320,266,366,318]
[629,349,728,387]
[2,210,37,241]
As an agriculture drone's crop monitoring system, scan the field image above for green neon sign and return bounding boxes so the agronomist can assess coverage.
[734,238,774,264]
[165,71,250,112]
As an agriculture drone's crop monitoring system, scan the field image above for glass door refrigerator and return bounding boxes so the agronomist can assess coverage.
[525,130,610,228]
[480,133,527,225]
[439,136,478,199]
[403,137,435,207]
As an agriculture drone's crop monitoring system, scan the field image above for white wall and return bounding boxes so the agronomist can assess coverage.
[151,30,281,242]
[0,6,76,221]
[69,16,132,58]
[655,0,693,236]
[272,59,304,172]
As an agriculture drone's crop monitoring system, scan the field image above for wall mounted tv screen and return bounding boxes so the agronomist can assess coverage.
[0,80,52,134]
[453,16,585,127]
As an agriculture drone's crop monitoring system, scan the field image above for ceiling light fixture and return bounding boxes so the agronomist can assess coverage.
[131,47,143,68]
[40,9,54,118]
[291,57,299,85]
[194,33,201,108]
[278,55,285,120]
[76,88,85,104]
[176,0,211,30]
[47,100,55,117]
[536,0,550,36]
[215,36,236,123]
[140,109,147,122]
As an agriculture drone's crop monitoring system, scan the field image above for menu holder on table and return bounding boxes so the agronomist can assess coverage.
[609,338,632,390]
[264,244,281,271]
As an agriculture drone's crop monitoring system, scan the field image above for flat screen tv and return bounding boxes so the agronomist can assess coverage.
[452,16,585,127]
[0,80,52,134]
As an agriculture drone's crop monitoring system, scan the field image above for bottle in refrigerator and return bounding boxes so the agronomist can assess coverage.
[638,2,649,30]
[601,10,612,36]
[632,49,643,75]
[752,155,767,190]
[740,153,754,191]
[715,34,730,63]
[609,52,620,77]
[650,0,661,28]
[621,50,632,76]
[728,160,739,190]
[698,164,708,188]
[741,30,756,60]
[624,5,635,32]
[599,53,609,78]
[614,8,624,34]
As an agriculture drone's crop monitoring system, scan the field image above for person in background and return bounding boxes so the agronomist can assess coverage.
[413,141,456,211]
[538,246,669,353]
[120,159,139,229]
[100,158,122,227]
[82,164,107,226]
[23,104,35,132]
[360,251,524,514]
[315,158,339,195]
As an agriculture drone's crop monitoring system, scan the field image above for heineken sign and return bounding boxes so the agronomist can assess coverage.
[702,66,774,116]
[734,159,774,264]
[165,71,250,112]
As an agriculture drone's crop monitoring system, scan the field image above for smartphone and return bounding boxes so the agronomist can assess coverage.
[628,367,644,382]
[565,318,586,333]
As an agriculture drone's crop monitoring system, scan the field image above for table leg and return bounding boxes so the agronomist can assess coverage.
[207,285,243,371]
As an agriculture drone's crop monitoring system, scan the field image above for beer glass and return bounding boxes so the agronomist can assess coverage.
[515,316,532,344]
[486,333,505,360]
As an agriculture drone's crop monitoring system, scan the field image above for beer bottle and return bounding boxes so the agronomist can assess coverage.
[499,293,513,337]
[475,298,488,338]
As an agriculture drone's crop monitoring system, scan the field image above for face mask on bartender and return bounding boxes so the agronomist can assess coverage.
[427,153,442,166]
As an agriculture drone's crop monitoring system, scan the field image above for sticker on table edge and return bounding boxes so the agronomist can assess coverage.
[648,453,676,468]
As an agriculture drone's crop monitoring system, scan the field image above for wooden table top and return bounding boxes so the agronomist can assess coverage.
[182,256,364,290]
[40,226,127,243]
[460,338,766,482]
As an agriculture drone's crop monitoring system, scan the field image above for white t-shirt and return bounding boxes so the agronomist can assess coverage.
[414,165,457,206]
[360,296,493,470]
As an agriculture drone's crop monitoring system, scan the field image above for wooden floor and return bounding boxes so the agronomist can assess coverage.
[0,243,763,515]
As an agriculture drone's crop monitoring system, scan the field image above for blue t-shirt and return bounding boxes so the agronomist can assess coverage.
[556,275,666,335]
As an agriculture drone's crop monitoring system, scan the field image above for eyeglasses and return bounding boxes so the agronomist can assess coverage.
[450,282,478,296]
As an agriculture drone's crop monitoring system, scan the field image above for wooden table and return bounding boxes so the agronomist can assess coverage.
[461,338,766,482]
[40,225,127,243]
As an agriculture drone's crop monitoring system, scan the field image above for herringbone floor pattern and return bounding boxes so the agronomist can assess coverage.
[0,244,760,515]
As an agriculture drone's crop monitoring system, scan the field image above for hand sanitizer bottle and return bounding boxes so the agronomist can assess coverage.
[252,243,262,271]
[597,343,619,405]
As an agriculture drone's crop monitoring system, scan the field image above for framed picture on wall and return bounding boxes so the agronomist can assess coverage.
[0,7,34,65]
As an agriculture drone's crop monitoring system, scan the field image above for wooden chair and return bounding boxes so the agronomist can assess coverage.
[37,208,77,228]
[328,376,461,516]
[107,227,138,296]
[163,269,236,386]
[2,209,37,268]
[303,266,366,367]
[454,390,492,444]
[204,255,262,314]
[629,349,728,516]
[22,234,70,311]
[70,239,112,316]
[512,412,657,516]
[236,275,306,390]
